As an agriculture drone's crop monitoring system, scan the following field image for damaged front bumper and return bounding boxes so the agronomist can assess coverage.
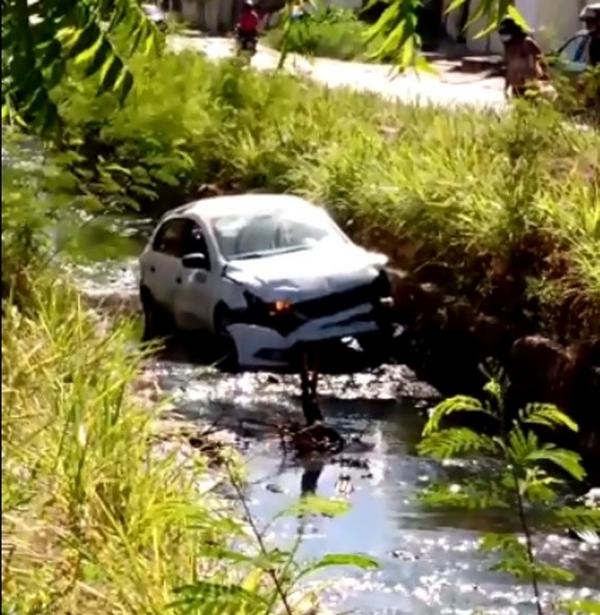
[226,300,392,369]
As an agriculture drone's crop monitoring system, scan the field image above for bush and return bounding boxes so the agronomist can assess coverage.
[552,66,600,125]
[264,6,370,61]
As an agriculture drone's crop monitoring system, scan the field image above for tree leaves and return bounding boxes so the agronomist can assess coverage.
[418,427,497,459]
[295,553,378,581]
[562,600,600,615]
[525,446,586,481]
[416,375,590,596]
[481,533,575,583]
[366,0,529,69]
[422,394,496,436]
[2,0,161,136]
[519,403,579,432]
[551,506,600,532]
[281,495,350,518]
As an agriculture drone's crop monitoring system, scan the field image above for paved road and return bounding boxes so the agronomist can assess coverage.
[169,34,507,111]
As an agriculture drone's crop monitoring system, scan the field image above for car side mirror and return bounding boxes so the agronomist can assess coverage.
[182,253,208,270]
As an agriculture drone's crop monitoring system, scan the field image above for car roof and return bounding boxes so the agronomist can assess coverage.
[169,194,322,220]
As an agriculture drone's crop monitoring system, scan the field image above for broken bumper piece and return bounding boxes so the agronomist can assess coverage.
[226,303,381,368]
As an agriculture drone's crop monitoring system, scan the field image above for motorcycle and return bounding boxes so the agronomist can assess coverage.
[235,29,258,62]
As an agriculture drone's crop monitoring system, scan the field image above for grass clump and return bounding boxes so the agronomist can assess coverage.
[2,275,228,613]
[264,6,370,61]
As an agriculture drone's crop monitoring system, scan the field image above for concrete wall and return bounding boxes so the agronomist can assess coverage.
[324,0,363,9]
[444,0,587,55]
[181,0,237,32]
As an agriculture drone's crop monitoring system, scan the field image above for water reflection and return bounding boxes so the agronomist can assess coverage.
[155,363,600,614]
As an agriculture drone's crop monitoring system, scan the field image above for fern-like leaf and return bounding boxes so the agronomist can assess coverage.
[526,445,586,481]
[2,0,160,135]
[419,479,512,509]
[519,403,578,433]
[551,506,600,532]
[423,395,496,436]
[418,427,497,459]
[561,599,600,614]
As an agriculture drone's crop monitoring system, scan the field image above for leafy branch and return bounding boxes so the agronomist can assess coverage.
[417,368,599,614]
[365,0,528,68]
[168,462,378,613]
[2,0,161,136]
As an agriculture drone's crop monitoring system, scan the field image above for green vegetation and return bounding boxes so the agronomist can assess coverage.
[418,367,600,612]
[2,0,525,132]
[50,49,600,340]
[265,6,371,61]
[1,0,162,135]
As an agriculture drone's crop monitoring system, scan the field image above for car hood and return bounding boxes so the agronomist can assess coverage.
[225,243,387,302]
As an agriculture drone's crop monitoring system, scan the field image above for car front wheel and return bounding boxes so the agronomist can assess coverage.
[140,286,173,342]
[213,306,240,372]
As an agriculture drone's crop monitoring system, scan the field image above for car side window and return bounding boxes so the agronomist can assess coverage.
[181,220,211,270]
[152,218,188,257]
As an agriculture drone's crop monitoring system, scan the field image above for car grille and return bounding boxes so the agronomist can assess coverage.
[294,282,378,320]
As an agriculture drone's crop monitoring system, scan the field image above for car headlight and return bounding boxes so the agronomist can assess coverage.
[243,291,300,335]
[271,300,293,315]
[244,292,293,316]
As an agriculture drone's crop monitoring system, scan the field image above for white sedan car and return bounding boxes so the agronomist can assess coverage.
[139,194,394,369]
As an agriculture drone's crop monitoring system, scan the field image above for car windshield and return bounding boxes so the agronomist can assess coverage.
[210,209,346,260]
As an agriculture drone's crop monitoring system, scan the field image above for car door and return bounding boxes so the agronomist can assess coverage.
[172,218,217,331]
[142,217,189,310]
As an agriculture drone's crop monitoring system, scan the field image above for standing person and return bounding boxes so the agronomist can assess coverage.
[498,17,548,98]
[580,3,600,67]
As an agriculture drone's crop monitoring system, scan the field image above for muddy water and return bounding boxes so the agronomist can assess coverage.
[76,225,600,615]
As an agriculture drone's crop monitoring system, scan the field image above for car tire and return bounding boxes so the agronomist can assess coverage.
[140,286,173,342]
[358,330,392,363]
[213,306,240,373]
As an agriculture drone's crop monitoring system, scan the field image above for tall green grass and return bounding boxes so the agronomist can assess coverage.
[3,275,221,613]
[52,50,600,340]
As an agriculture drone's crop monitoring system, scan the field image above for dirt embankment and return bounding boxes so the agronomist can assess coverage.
[381,261,600,477]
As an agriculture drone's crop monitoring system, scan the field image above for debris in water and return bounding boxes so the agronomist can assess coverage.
[332,456,370,470]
